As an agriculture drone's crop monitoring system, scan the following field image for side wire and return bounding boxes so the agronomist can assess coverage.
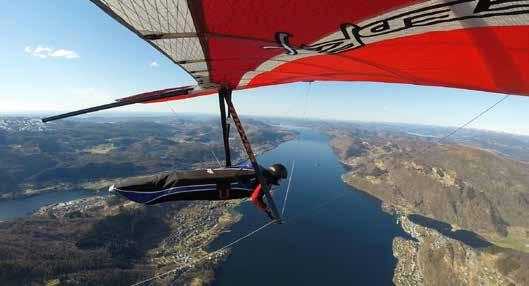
[281,160,296,217]
[210,149,222,168]
[165,102,180,170]
[131,177,350,286]
[417,94,509,155]
[437,94,509,144]
[165,101,178,115]
[302,81,313,120]
[131,220,274,286]
[133,82,331,286]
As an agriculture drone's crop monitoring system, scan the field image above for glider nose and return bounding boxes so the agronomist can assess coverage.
[108,184,116,193]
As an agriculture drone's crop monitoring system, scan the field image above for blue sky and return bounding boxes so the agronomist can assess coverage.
[1,1,528,135]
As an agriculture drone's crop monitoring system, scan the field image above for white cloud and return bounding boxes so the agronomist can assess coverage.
[26,46,52,58]
[150,61,159,67]
[25,46,79,59]
[50,49,79,59]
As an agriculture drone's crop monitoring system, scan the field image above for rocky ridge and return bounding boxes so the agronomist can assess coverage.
[393,214,529,286]
[323,125,529,285]
[0,190,241,285]
[328,131,529,250]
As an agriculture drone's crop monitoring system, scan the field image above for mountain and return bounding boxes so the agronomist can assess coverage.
[308,120,529,163]
[393,215,529,286]
[321,122,529,285]
[0,196,236,285]
[0,115,295,285]
[0,116,295,199]
[325,125,529,246]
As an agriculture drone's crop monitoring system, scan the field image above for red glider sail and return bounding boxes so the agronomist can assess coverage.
[93,0,529,99]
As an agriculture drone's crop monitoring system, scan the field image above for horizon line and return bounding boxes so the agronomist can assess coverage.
[1,110,529,137]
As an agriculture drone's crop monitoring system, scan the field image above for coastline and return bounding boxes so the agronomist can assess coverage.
[0,129,297,284]
[1,131,298,203]
[326,131,529,285]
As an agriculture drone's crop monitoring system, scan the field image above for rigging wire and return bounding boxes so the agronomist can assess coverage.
[437,94,509,143]
[302,81,313,121]
[131,220,274,286]
[210,149,223,168]
[417,94,510,154]
[210,221,275,254]
[134,87,508,286]
[164,102,181,170]
[165,102,178,115]
[131,182,348,286]
[169,220,275,284]
[132,82,324,286]
[165,102,221,169]
[281,160,296,217]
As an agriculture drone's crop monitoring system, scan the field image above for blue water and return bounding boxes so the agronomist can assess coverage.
[0,127,409,285]
[210,127,408,285]
[0,190,105,221]
[408,214,492,248]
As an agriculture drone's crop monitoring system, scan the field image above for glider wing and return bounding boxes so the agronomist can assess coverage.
[93,0,529,98]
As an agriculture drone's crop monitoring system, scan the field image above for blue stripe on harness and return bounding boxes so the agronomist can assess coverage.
[111,181,255,204]
[231,160,254,170]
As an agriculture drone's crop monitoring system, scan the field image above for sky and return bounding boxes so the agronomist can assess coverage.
[1,1,528,135]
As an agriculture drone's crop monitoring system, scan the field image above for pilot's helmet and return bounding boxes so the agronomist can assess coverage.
[266,163,288,185]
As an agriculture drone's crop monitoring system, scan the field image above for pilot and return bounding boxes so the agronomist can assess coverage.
[109,163,288,218]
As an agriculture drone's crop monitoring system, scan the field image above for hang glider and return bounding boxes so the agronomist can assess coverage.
[41,0,529,222]
[44,0,529,119]
[92,0,528,97]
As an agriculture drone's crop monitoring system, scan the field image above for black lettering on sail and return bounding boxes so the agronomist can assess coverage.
[402,8,453,28]
[301,24,364,54]
[360,18,403,37]
[475,0,529,13]
[275,32,297,55]
[473,0,491,13]
[370,20,391,33]
[267,0,529,56]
